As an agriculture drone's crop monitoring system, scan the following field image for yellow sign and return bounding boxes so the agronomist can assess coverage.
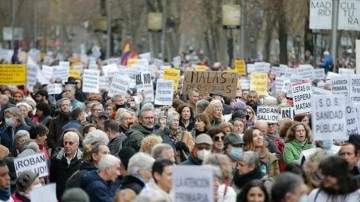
[69,69,81,78]
[0,64,26,85]
[163,68,180,91]
[195,65,207,72]
[250,72,267,96]
[127,58,137,67]
[235,60,246,76]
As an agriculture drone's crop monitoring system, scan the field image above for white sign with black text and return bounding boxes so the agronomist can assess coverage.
[14,153,48,177]
[108,74,131,97]
[292,81,312,114]
[257,106,278,123]
[82,69,100,93]
[136,71,154,102]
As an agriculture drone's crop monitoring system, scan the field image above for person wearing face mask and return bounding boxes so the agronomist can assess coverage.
[223,133,244,169]
[181,134,213,166]
[12,170,42,202]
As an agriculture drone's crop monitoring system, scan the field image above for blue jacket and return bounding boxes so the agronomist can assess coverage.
[80,170,114,202]
[71,99,85,111]
[0,123,30,156]
[62,120,81,132]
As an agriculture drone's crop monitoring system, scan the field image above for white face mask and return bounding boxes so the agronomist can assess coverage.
[197,149,211,160]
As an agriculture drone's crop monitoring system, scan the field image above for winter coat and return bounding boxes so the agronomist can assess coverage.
[0,123,30,156]
[284,140,314,164]
[38,115,52,128]
[232,167,273,194]
[139,180,172,202]
[127,123,153,151]
[11,192,29,202]
[308,188,360,202]
[108,133,127,156]
[181,152,202,166]
[62,120,82,133]
[50,148,82,198]
[80,170,114,202]
[48,113,71,150]
[66,160,97,189]
[120,175,146,194]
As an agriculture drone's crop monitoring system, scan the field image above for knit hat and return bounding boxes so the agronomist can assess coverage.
[16,171,39,192]
[231,109,249,121]
[13,90,24,97]
[195,134,213,145]
[61,188,90,202]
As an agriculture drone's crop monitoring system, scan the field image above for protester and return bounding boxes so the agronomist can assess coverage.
[62,107,86,132]
[177,103,195,132]
[246,90,259,114]
[254,120,282,159]
[186,88,199,110]
[113,189,136,202]
[236,180,270,202]
[128,108,155,151]
[207,128,226,154]
[116,109,132,134]
[139,135,163,155]
[61,188,90,202]
[104,120,127,156]
[218,122,234,134]
[191,113,211,138]
[63,84,85,111]
[182,133,213,165]
[271,172,307,202]
[223,133,244,168]
[338,143,360,176]
[86,102,103,126]
[0,160,12,202]
[34,102,52,127]
[244,106,257,127]
[16,102,34,127]
[12,171,41,202]
[204,100,223,127]
[195,99,209,115]
[13,130,30,156]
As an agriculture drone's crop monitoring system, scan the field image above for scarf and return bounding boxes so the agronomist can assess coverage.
[233,167,264,189]
[0,187,10,201]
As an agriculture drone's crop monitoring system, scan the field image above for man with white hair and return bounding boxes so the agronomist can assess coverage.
[80,154,121,202]
[151,143,176,163]
[50,131,83,198]
[321,50,333,74]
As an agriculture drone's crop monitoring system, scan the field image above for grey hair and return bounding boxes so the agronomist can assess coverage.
[112,94,124,99]
[151,144,173,160]
[90,102,103,111]
[14,130,30,141]
[263,96,277,106]
[4,107,24,123]
[64,131,80,143]
[98,154,121,171]
[127,152,155,175]
[203,165,223,180]
[57,98,71,107]
[116,108,130,122]
[19,140,39,153]
[196,99,210,113]
[136,188,167,202]
[138,107,154,118]
[83,129,109,145]
[271,172,304,202]
[141,103,155,111]
[239,151,260,167]
[64,84,76,92]
[16,102,32,112]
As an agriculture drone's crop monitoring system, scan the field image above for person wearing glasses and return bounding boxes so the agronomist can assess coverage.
[50,131,83,199]
[207,128,226,154]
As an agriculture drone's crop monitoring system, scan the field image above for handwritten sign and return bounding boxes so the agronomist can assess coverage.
[235,60,246,76]
[82,69,100,93]
[257,106,278,123]
[155,79,174,106]
[292,81,312,114]
[250,72,267,96]
[350,75,360,102]
[108,74,131,97]
[0,64,26,85]
[332,76,350,97]
[280,107,295,120]
[163,69,180,91]
[14,153,48,177]
[136,71,154,102]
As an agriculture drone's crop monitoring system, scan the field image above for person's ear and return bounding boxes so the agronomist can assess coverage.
[154,172,160,181]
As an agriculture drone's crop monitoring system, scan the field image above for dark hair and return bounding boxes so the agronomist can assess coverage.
[271,172,303,202]
[118,147,136,170]
[35,89,49,100]
[284,163,306,182]
[152,159,173,183]
[29,124,49,139]
[0,160,7,167]
[177,103,194,120]
[71,107,83,120]
[195,113,211,132]
[104,120,119,132]
[104,103,116,111]
[207,128,225,139]
[36,102,51,116]
[82,124,97,137]
[237,180,270,202]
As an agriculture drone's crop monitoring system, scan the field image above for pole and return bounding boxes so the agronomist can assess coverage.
[60,0,64,53]
[240,0,245,59]
[34,0,38,48]
[331,0,339,72]
[106,0,112,59]
[11,0,16,49]
[160,0,167,60]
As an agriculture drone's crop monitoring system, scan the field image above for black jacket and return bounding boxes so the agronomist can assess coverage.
[65,160,97,190]
[120,175,146,194]
[0,123,30,156]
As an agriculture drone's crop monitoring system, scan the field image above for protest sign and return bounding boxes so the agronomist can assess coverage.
[135,59,149,70]
[309,0,332,29]
[345,99,360,135]
[338,0,360,30]
[47,84,62,95]
[88,59,98,70]
[72,64,83,73]
[312,95,347,140]
[53,65,69,82]
[313,68,325,80]
[0,64,26,85]
[42,65,53,80]
[292,81,312,114]
[153,58,164,68]
[36,66,49,85]
[14,153,48,177]
[331,76,350,97]
[257,106,278,123]
[106,58,120,65]
[195,65,207,72]
[82,69,100,93]
[282,80,292,97]
[312,87,332,95]
[280,107,295,120]
[275,77,286,94]
[139,52,152,61]
[271,66,282,77]
[357,40,360,75]
[254,62,271,73]
[350,75,360,102]
[30,183,57,202]
[339,68,355,75]
[172,165,213,202]
[69,69,80,78]
[155,79,174,106]
[0,49,13,63]
[136,71,154,102]
[163,68,180,91]
[285,68,296,79]
[26,65,38,90]
[172,56,181,67]
[102,63,119,77]
[182,71,238,97]
[327,72,340,79]
[247,64,255,74]
[239,79,250,90]
[99,76,110,90]
[250,72,267,96]
[235,60,246,76]
[297,65,314,81]
[108,74,131,97]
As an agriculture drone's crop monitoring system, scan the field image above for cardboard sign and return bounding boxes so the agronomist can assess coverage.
[239,79,250,90]
[350,75,360,102]
[254,62,271,73]
[297,65,314,81]
[312,95,347,140]
[313,68,325,80]
[338,0,360,30]
[155,79,174,106]
[182,71,238,97]
[339,68,355,75]
[235,60,246,76]
[331,76,350,97]
[108,74,131,97]
[136,71,154,102]
[250,72,267,96]
[47,84,62,95]
[14,153,48,177]
[0,64,26,85]
[102,63,119,77]
[309,0,332,29]
[292,81,312,114]
[172,165,214,202]
[257,106,278,123]
[280,107,295,120]
[26,65,38,89]
[69,69,81,78]
[163,68,180,91]
[345,99,360,135]
[30,183,57,202]
[82,69,100,93]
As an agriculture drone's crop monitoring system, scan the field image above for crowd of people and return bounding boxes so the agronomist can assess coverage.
[0,55,359,202]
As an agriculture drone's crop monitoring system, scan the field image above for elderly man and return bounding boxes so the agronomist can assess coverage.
[128,108,154,151]
[118,110,132,133]
[151,143,176,163]
[104,120,127,156]
[271,172,307,202]
[187,88,200,109]
[63,84,85,110]
[50,131,83,198]
[86,102,103,125]
[113,94,130,110]
[182,134,213,165]
[80,154,121,202]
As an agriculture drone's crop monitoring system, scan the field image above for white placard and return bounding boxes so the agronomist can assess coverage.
[28,48,40,62]
[172,56,181,67]
[292,81,312,114]
[239,79,250,90]
[309,0,333,29]
[99,76,110,90]
[172,165,213,202]
[72,64,84,73]
[345,99,360,135]
[82,69,100,93]
[135,59,149,70]
[30,183,57,202]
[339,68,355,75]
[108,74,131,97]
[14,153,48,177]
[26,65,38,89]
[153,58,164,68]
[42,65,53,80]
[357,40,360,75]
[36,66,50,85]
[91,46,101,59]
[47,84,62,95]
[331,76,350,97]
[247,64,255,74]
[282,80,292,97]
[297,65,314,81]
[312,94,347,140]
[155,79,174,106]
[136,71,154,102]
[280,107,295,120]
[326,71,340,79]
[338,0,360,30]
[53,65,69,82]
[257,106,278,123]
[313,68,326,80]
[254,62,271,73]
[275,77,286,93]
[312,87,332,95]
[350,75,360,102]
[106,58,120,65]
[102,63,119,77]
[139,52,152,61]
[285,68,296,79]
[271,66,282,77]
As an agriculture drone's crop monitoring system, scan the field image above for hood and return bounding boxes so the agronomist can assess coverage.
[79,160,97,171]
[128,123,153,136]
[80,170,103,188]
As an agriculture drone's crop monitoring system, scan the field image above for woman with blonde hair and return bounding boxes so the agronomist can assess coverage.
[244,106,256,127]
[284,122,315,164]
[139,135,162,154]
[243,127,280,177]
[203,153,237,202]
[218,122,233,134]
[204,100,223,127]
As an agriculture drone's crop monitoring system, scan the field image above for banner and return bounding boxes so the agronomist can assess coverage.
[182,71,238,97]
[108,74,131,97]
[312,95,347,140]
[155,79,174,106]
[292,81,312,114]
[309,0,333,29]
[136,71,154,102]
[172,165,214,202]
[257,106,278,123]
[235,60,246,76]
[250,72,267,96]
[82,69,100,93]
[338,0,360,30]
[0,64,26,85]
[14,153,48,177]
[331,76,350,97]
[163,68,180,91]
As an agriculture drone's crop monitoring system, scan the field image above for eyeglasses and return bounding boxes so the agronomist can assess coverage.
[64,141,76,146]
[213,136,224,141]
[246,111,253,114]
[236,96,242,99]
[197,146,212,150]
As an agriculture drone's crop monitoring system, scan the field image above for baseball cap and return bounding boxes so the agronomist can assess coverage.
[195,134,213,145]
[98,111,109,119]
